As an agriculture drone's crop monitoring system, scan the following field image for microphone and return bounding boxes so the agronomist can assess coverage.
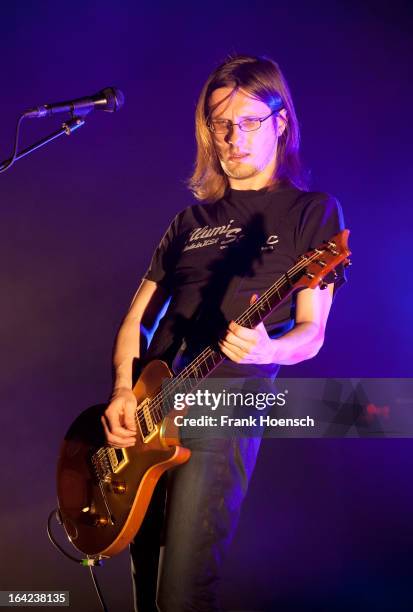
[23,87,125,118]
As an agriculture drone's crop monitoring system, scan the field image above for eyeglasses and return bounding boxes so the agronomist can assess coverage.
[207,109,278,134]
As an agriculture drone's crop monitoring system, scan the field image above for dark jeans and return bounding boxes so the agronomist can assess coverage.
[130,436,262,612]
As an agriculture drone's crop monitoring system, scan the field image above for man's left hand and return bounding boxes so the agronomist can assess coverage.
[218,319,276,364]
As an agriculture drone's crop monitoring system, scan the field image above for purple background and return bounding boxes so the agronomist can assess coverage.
[1,1,412,610]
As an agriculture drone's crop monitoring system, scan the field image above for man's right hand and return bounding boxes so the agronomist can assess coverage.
[102,387,138,448]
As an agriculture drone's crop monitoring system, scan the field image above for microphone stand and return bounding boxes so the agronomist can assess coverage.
[0,116,86,172]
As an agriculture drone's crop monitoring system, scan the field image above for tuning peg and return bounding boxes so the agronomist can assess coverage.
[327,241,339,255]
[319,281,328,290]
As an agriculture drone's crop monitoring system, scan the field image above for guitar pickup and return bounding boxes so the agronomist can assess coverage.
[137,398,158,442]
[107,447,129,473]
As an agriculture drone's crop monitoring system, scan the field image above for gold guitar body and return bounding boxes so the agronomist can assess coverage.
[56,360,190,557]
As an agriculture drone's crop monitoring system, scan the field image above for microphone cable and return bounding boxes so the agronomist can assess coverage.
[0,113,25,173]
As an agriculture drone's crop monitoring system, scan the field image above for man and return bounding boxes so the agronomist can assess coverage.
[102,55,346,611]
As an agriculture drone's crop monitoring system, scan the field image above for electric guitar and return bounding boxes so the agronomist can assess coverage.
[56,230,351,558]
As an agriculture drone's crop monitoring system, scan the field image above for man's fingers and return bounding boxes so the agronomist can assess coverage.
[120,394,138,431]
[105,396,137,433]
[103,415,136,438]
[219,340,248,363]
[224,330,252,352]
[122,411,137,432]
[101,416,136,448]
[219,342,241,363]
[102,404,137,437]
[228,320,258,341]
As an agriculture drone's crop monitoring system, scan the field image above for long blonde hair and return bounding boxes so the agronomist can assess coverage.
[188,55,308,202]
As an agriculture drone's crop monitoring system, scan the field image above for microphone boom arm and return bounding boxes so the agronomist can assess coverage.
[0,116,85,173]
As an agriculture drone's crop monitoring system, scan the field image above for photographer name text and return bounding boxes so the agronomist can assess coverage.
[174,415,315,428]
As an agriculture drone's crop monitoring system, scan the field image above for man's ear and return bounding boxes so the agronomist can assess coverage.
[277,108,288,136]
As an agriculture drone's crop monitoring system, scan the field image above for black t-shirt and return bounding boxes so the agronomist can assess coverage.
[143,186,346,378]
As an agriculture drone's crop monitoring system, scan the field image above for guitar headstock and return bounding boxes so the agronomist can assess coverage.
[296,229,351,290]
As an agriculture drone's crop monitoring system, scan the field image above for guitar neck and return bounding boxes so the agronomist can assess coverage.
[151,253,313,419]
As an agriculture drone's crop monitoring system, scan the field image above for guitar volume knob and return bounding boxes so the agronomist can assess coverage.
[110,481,127,495]
[94,516,110,527]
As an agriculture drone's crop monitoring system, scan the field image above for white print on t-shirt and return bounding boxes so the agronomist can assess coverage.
[188,219,237,241]
[182,219,279,252]
[261,235,279,251]
[183,220,244,251]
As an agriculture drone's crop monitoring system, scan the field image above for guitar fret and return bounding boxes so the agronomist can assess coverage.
[154,407,163,423]
[198,361,207,377]
[182,377,191,394]
[214,349,221,363]
[245,314,253,328]
[204,356,213,374]
[161,389,174,416]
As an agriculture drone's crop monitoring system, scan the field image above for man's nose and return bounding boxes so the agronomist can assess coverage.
[225,124,246,145]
